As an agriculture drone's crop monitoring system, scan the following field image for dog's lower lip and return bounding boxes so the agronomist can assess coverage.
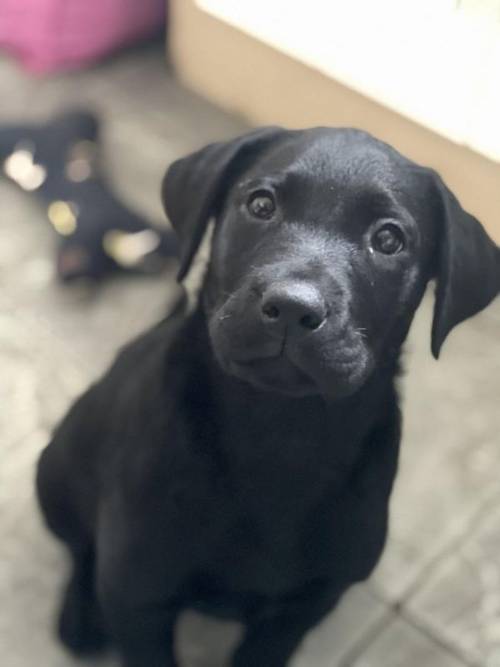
[232,353,358,372]
[230,355,316,394]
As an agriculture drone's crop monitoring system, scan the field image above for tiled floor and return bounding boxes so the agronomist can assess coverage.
[1,44,499,667]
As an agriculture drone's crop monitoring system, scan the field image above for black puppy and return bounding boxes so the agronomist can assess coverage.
[36,127,499,667]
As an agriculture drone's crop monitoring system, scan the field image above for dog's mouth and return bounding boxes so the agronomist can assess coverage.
[208,298,373,398]
[217,338,372,398]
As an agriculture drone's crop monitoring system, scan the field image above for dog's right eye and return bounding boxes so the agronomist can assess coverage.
[247,191,276,220]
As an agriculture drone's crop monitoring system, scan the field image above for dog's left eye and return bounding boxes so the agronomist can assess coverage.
[247,191,276,220]
[371,222,405,255]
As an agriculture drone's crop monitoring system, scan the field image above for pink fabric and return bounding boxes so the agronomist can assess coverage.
[0,0,165,74]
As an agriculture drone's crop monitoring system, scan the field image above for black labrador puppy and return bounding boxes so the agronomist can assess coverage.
[36,127,499,667]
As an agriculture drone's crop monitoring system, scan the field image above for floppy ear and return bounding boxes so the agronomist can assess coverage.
[162,127,285,280]
[430,174,499,358]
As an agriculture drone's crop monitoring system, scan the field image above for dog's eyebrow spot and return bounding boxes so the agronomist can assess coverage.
[354,188,395,209]
[344,188,402,224]
[237,172,289,193]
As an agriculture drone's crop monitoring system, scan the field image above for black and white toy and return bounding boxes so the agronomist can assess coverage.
[0,110,177,281]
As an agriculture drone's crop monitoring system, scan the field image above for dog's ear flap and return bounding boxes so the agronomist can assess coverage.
[162,127,284,280]
[430,173,499,358]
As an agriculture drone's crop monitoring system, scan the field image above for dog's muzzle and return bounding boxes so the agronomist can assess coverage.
[208,276,373,398]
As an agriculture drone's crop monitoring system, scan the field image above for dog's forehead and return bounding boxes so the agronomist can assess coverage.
[254,128,411,189]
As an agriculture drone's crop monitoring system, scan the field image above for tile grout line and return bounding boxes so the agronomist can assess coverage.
[336,594,476,667]
[368,586,477,667]
[395,604,479,667]
[397,486,500,604]
[347,487,500,667]
[336,608,395,667]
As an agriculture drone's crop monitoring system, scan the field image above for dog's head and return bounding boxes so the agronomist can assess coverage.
[163,128,499,398]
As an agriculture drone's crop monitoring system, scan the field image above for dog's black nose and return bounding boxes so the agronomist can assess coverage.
[261,283,327,333]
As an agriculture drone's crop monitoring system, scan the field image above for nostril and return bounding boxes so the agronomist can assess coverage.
[262,303,280,320]
[260,283,327,333]
[299,313,323,330]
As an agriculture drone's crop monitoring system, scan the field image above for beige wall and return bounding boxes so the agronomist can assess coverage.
[170,0,500,243]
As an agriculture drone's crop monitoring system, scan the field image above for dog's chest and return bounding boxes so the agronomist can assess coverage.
[187,400,361,596]
[199,454,345,596]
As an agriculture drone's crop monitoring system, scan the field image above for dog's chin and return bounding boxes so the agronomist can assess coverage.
[227,356,317,397]
[218,353,368,399]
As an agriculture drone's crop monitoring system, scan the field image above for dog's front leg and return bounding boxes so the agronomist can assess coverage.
[96,506,183,667]
[111,607,177,667]
[97,578,179,667]
[232,583,342,667]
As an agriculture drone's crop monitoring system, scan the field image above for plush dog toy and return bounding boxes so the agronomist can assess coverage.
[0,110,177,281]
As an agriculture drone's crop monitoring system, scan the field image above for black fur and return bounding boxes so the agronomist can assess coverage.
[36,127,499,667]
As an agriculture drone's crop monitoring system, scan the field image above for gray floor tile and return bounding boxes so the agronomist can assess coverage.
[372,294,500,601]
[177,611,243,667]
[406,500,500,666]
[350,617,467,667]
